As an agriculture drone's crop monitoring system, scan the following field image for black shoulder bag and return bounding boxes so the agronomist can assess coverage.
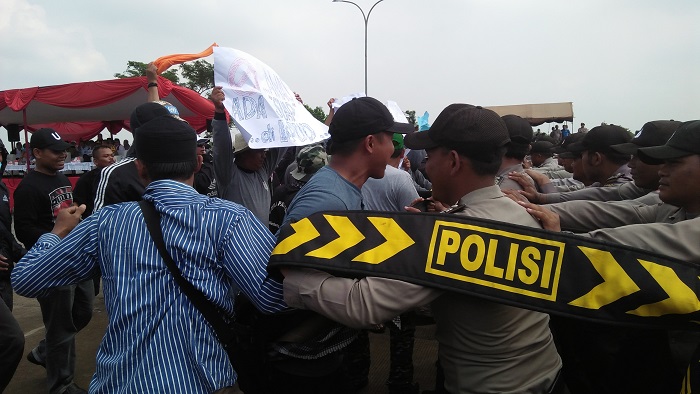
[138,200,235,344]
[139,200,336,393]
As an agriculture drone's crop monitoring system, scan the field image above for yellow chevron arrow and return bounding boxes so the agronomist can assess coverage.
[305,215,365,259]
[569,247,640,309]
[627,260,700,317]
[272,218,320,255]
[352,217,415,264]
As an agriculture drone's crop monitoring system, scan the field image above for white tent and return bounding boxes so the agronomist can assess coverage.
[486,102,573,126]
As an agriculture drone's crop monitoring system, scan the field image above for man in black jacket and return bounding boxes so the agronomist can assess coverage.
[73,145,114,218]
[0,180,25,392]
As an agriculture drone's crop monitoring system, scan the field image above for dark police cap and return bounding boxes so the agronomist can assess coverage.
[568,124,633,154]
[135,116,197,163]
[501,114,533,145]
[328,97,414,143]
[610,120,681,155]
[404,104,509,161]
[638,120,700,164]
[552,133,584,155]
[530,141,554,154]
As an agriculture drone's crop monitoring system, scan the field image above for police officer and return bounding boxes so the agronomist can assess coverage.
[281,104,564,394]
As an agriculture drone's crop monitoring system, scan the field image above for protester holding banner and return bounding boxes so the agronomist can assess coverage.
[281,104,564,394]
[210,87,289,224]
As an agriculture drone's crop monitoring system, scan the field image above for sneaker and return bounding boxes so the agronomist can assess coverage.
[26,349,46,368]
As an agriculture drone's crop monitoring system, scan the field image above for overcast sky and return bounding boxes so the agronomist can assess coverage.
[1,0,699,145]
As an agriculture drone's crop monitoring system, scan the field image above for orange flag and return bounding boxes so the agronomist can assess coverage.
[152,43,218,73]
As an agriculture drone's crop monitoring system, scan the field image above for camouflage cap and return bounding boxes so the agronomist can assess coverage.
[291,145,328,182]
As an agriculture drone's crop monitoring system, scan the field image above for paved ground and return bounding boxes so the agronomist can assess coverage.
[5,292,439,393]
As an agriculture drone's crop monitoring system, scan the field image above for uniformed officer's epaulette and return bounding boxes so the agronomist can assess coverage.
[603,172,635,187]
[270,210,700,330]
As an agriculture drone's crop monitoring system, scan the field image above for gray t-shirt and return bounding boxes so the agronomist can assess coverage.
[212,118,287,224]
[361,165,419,212]
[279,164,363,359]
[283,165,363,227]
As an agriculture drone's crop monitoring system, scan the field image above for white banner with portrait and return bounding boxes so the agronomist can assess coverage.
[213,47,329,149]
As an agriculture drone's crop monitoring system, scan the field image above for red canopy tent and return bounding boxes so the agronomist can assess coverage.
[0,75,216,142]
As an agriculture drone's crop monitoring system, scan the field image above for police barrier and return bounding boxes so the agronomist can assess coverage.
[270,211,700,330]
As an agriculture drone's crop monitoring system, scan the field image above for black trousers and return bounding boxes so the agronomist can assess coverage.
[0,278,24,392]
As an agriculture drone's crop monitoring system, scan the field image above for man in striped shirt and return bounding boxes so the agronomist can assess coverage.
[12,115,287,393]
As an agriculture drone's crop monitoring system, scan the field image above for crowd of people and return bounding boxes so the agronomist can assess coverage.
[0,72,698,394]
[4,137,130,168]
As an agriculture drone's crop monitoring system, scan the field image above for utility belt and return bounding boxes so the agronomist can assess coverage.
[230,293,349,393]
[269,210,700,331]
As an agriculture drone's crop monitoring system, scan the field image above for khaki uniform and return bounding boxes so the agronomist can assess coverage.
[542,181,654,204]
[548,200,683,233]
[284,186,561,394]
[495,163,532,191]
[549,199,694,392]
[598,164,634,187]
[585,215,700,259]
[532,157,563,172]
[540,177,586,193]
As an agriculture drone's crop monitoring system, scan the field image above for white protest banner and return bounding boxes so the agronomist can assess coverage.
[213,47,329,149]
[386,100,410,124]
[331,92,366,111]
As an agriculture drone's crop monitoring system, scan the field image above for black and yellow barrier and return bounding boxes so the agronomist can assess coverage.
[270,211,700,330]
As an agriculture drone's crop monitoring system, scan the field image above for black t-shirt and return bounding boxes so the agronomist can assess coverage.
[73,167,101,218]
[194,154,218,197]
[14,170,73,249]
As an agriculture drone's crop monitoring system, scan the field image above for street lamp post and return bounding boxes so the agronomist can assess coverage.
[332,0,385,95]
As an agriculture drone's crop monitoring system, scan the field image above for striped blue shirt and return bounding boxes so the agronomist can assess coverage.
[12,179,287,393]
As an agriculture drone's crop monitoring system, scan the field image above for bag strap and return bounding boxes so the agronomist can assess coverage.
[138,200,233,344]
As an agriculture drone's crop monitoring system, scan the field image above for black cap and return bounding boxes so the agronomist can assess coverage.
[501,115,533,145]
[128,102,185,158]
[129,102,172,132]
[328,97,414,143]
[197,138,210,146]
[404,104,509,161]
[530,141,554,154]
[135,116,197,163]
[610,120,681,155]
[638,120,700,164]
[30,128,70,151]
[552,133,585,158]
[568,125,633,154]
